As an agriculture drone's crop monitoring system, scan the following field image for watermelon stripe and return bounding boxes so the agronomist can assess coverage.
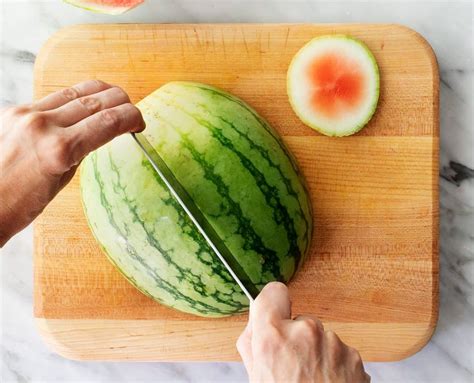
[107,153,247,311]
[92,152,245,316]
[158,87,311,267]
[182,83,306,182]
[209,129,302,271]
[175,112,301,274]
[184,84,287,154]
[140,159,240,287]
[152,98,306,274]
[215,114,312,265]
[180,135,283,282]
[194,103,309,219]
[173,101,310,267]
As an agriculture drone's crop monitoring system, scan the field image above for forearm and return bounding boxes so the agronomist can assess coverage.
[0,166,51,246]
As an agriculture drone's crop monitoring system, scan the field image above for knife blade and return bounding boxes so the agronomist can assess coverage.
[131,133,258,302]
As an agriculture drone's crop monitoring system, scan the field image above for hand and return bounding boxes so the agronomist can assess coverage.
[0,80,145,246]
[237,282,370,383]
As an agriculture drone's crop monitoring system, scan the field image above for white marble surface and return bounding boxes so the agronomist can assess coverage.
[1,0,473,382]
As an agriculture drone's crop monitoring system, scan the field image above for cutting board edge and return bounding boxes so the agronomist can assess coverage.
[32,22,440,362]
[35,317,437,362]
[33,22,440,122]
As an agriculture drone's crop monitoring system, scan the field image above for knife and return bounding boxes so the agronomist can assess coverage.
[131,133,258,302]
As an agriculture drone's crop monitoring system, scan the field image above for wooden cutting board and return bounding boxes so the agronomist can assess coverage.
[33,24,439,362]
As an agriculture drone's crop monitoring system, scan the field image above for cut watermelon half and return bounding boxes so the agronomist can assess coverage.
[287,35,380,137]
[64,0,144,14]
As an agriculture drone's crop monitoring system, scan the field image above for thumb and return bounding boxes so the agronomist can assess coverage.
[250,282,291,334]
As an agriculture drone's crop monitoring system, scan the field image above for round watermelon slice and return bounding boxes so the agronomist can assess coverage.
[64,0,144,14]
[287,35,380,137]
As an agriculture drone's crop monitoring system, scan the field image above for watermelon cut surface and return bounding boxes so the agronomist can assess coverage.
[287,35,380,136]
[64,0,143,14]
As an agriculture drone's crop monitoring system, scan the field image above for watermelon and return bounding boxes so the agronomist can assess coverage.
[287,35,380,136]
[80,82,312,317]
[64,0,143,14]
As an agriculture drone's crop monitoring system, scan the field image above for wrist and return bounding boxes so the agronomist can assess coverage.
[0,182,26,247]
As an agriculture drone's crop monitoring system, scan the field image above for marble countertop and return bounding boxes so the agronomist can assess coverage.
[1,1,472,382]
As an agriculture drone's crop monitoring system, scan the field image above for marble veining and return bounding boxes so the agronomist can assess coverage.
[1,1,473,382]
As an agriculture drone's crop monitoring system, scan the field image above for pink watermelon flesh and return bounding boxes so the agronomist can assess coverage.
[88,0,141,5]
[65,0,144,14]
[308,53,366,119]
[287,35,379,136]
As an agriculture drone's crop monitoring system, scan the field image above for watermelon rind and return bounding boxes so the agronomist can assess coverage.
[63,0,143,15]
[80,82,313,317]
[287,35,380,137]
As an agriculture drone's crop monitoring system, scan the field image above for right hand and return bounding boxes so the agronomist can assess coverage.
[237,282,370,383]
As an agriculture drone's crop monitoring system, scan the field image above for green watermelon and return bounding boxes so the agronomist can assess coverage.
[64,0,143,14]
[80,82,312,317]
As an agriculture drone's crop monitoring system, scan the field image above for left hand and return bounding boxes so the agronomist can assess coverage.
[0,80,145,246]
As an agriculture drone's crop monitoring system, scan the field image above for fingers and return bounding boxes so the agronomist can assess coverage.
[250,282,291,333]
[324,330,346,362]
[239,283,290,379]
[34,80,112,111]
[294,315,325,333]
[23,80,144,175]
[322,331,369,383]
[65,103,145,165]
[49,86,131,127]
[344,344,370,383]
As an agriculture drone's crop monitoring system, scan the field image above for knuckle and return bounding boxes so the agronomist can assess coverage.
[17,105,33,115]
[325,330,343,347]
[23,112,47,132]
[298,318,319,336]
[123,102,139,116]
[100,108,121,128]
[326,330,338,340]
[124,103,144,130]
[61,87,80,101]
[78,96,102,113]
[292,320,321,349]
[349,347,365,372]
[92,79,108,88]
[349,346,362,360]
[354,355,364,370]
[325,331,344,355]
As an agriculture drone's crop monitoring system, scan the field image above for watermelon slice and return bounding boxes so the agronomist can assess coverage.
[287,35,380,136]
[64,0,144,14]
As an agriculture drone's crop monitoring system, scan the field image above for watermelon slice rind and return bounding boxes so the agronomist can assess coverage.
[287,35,380,137]
[63,0,143,15]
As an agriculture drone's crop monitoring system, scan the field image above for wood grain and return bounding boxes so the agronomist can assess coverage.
[36,319,434,362]
[33,24,439,361]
